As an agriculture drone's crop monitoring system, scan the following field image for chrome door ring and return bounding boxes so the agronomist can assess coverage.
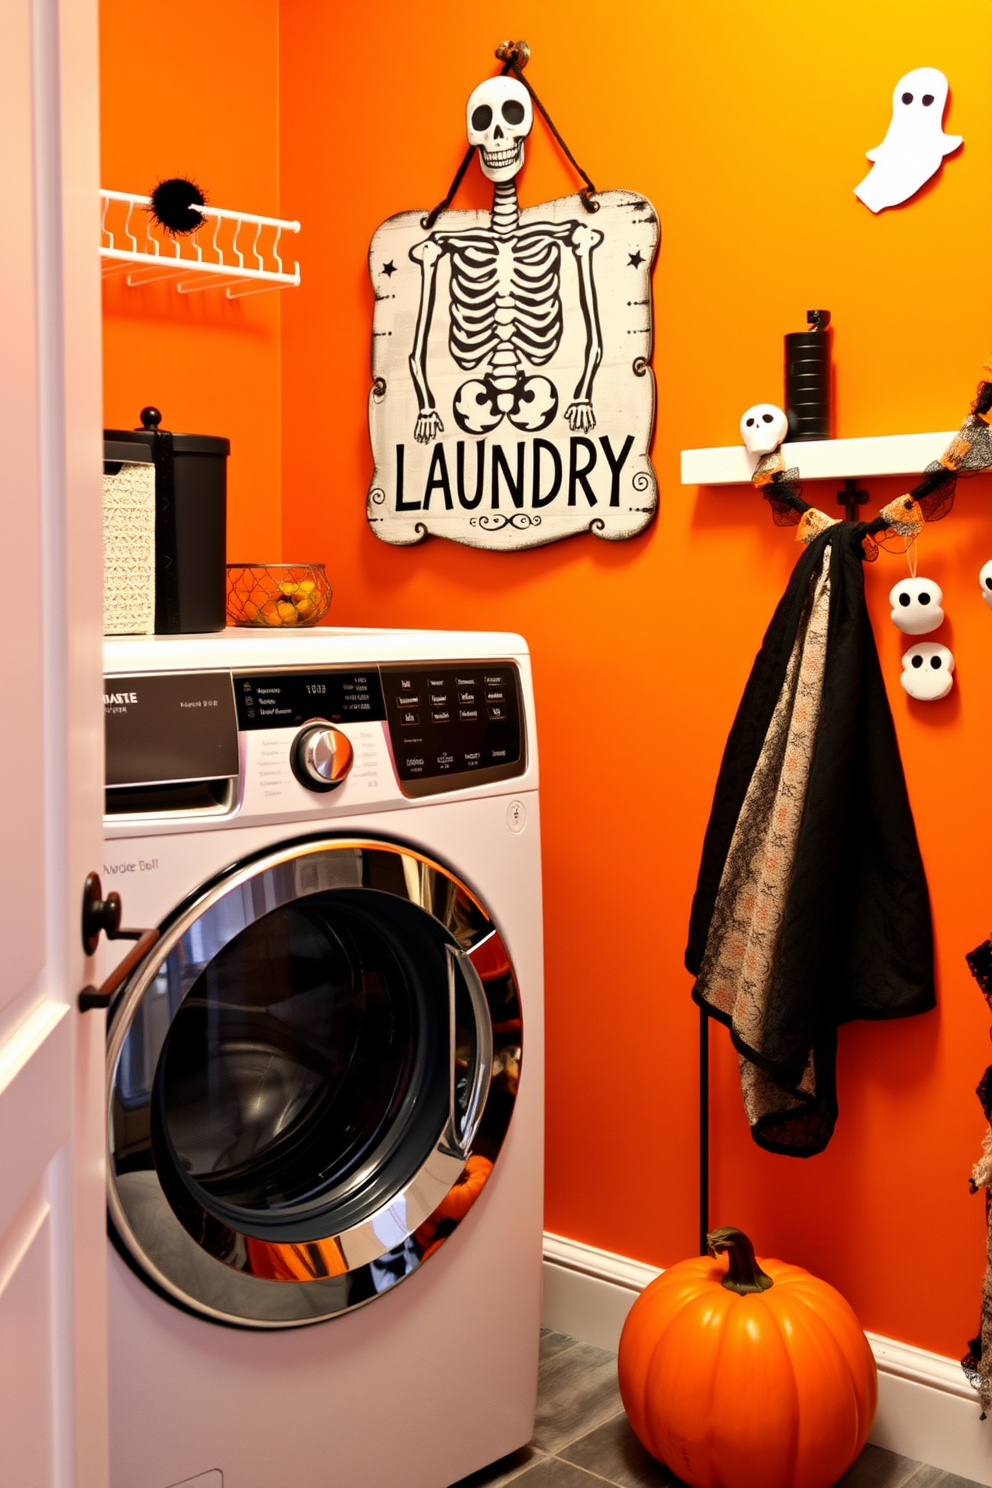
[107,836,523,1328]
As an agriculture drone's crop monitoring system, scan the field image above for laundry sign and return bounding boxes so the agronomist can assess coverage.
[365,73,659,551]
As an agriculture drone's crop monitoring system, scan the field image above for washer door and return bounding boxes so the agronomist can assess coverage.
[107,838,522,1328]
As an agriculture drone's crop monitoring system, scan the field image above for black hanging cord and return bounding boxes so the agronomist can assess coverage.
[423,40,599,230]
[506,44,600,210]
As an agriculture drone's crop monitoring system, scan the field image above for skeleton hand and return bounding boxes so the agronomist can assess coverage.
[414,410,444,444]
[565,400,596,433]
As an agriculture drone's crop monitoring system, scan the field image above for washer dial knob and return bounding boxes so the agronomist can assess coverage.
[291,724,354,793]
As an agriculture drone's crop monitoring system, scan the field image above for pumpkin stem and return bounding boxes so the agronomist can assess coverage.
[706,1227,774,1294]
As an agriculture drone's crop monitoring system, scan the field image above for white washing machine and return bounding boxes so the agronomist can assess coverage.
[95,629,543,1488]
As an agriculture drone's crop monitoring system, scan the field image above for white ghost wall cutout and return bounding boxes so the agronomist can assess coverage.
[900,641,955,701]
[740,404,788,456]
[854,68,961,213]
[979,560,992,610]
[889,577,944,635]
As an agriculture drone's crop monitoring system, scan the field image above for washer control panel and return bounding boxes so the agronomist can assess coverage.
[380,663,523,797]
[232,663,522,796]
[105,661,525,815]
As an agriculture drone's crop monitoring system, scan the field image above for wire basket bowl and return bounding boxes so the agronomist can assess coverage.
[226,563,332,628]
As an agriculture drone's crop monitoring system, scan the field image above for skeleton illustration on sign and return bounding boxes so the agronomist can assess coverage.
[366,66,659,550]
[409,77,604,445]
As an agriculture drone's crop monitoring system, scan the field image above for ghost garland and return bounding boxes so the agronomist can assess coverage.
[741,366,992,699]
[749,366,992,547]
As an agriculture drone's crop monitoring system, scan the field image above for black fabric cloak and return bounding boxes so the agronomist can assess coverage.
[685,525,935,1157]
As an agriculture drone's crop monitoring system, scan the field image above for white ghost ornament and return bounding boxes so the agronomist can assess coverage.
[979,560,992,610]
[740,404,788,456]
[855,68,961,214]
[889,577,944,635]
[900,641,954,701]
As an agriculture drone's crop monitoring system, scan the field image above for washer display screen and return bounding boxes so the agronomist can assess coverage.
[235,670,386,730]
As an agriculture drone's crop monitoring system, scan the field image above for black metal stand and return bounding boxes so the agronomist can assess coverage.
[699,1003,709,1255]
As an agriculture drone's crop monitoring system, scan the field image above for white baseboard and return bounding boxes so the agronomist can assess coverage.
[542,1232,992,1486]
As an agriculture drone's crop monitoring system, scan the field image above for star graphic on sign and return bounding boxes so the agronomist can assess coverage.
[627,251,644,268]
[382,261,397,277]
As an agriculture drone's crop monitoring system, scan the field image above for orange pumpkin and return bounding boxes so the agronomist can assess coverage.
[618,1227,877,1488]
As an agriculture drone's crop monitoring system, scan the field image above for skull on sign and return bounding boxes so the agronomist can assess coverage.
[466,76,533,182]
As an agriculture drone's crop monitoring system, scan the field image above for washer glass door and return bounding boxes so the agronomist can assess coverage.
[107,838,522,1328]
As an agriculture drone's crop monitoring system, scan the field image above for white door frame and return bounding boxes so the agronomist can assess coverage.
[0,0,106,1482]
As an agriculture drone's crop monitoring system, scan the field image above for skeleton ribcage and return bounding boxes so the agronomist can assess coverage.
[448,232,565,373]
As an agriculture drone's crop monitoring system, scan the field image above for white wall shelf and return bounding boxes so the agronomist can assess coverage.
[100,190,301,297]
[681,431,957,487]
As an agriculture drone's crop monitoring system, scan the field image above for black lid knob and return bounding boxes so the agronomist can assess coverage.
[806,309,831,331]
[138,406,162,430]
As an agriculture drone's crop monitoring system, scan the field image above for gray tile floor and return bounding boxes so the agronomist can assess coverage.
[450,1331,985,1488]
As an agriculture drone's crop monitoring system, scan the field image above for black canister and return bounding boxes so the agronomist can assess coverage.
[784,310,832,442]
[103,407,230,633]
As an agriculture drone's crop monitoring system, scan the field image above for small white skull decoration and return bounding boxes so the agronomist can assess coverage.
[740,404,788,456]
[466,77,534,183]
[889,577,944,635]
[901,641,955,701]
[980,560,992,610]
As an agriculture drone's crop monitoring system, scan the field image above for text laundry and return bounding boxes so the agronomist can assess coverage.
[394,434,636,512]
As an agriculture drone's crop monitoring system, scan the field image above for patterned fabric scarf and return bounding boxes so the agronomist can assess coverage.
[694,556,830,1133]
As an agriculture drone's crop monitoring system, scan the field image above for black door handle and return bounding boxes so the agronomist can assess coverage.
[78,871,160,1013]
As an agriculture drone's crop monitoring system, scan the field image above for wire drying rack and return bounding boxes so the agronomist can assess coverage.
[100,190,301,297]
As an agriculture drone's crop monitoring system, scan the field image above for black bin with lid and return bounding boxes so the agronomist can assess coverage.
[104,406,230,634]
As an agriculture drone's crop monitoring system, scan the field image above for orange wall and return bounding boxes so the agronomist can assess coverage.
[277,0,992,1360]
[99,0,992,1361]
[100,0,282,559]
